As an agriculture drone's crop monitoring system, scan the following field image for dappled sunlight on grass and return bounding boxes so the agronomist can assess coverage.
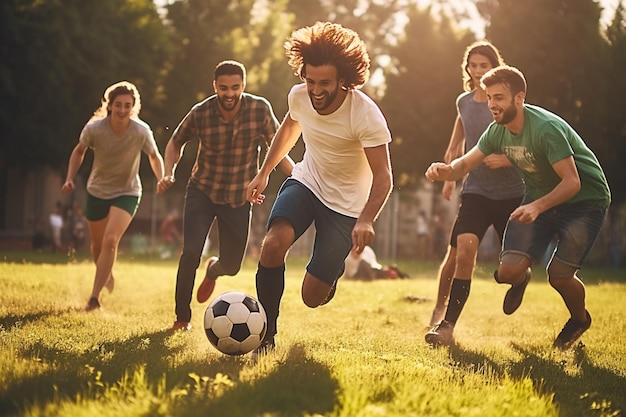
[0,253,624,416]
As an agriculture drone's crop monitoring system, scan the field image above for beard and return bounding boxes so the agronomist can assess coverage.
[309,85,339,112]
[496,100,517,125]
[218,94,240,111]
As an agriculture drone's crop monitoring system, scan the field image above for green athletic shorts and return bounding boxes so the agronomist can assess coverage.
[84,193,140,221]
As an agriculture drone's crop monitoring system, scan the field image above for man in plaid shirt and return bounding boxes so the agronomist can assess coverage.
[158,60,293,331]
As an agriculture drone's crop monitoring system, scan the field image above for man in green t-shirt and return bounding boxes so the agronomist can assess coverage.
[425,65,611,350]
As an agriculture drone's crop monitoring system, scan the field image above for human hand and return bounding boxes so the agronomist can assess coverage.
[509,203,540,224]
[157,176,175,194]
[61,180,74,194]
[351,221,375,254]
[246,174,268,204]
[425,162,451,182]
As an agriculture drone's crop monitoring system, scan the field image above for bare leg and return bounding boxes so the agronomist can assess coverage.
[87,207,133,303]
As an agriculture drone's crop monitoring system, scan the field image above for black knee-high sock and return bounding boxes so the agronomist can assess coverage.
[444,279,471,324]
[256,263,285,341]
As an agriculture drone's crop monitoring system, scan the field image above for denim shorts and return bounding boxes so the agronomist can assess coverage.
[85,193,140,221]
[269,179,356,284]
[502,201,608,268]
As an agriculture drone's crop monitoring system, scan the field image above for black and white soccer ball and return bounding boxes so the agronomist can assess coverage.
[204,291,267,355]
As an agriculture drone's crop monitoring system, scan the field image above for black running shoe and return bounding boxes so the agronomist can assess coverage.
[501,269,531,315]
[425,320,455,347]
[553,310,592,351]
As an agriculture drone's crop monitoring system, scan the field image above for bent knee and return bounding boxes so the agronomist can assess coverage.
[547,260,578,282]
[497,253,530,283]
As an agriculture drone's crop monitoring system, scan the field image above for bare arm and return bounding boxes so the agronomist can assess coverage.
[352,144,393,254]
[442,115,465,200]
[247,113,301,203]
[157,138,185,193]
[509,156,580,224]
[443,116,465,164]
[147,150,166,194]
[61,143,88,194]
[425,146,487,182]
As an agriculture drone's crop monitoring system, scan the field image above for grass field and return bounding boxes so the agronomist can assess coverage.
[0,250,625,417]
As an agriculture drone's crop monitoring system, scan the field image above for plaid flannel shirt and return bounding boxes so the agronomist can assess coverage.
[171,93,279,207]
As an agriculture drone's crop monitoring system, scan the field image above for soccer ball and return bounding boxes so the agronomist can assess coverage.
[203,291,267,355]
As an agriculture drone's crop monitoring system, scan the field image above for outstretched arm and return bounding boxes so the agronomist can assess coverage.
[425,146,486,182]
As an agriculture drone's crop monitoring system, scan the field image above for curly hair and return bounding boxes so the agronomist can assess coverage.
[284,21,370,90]
[462,41,505,92]
[92,81,141,120]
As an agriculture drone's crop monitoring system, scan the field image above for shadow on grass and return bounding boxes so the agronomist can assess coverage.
[448,343,625,416]
[170,344,339,417]
[1,313,338,417]
[0,324,184,415]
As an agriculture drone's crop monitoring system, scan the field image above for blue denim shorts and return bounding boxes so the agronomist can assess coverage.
[268,179,356,284]
[502,201,608,268]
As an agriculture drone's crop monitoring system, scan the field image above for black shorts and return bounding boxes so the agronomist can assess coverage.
[449,193,522,247]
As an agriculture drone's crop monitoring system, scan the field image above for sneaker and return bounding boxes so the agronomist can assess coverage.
[105,274,115,293]
[429,306,446,328]
[425,320,455,347]
[86,297,100,311]
[553,310,592,351]
[251,338,275,362]
[171,321,192,331]
[197,256,218,303]
[320,280,337,306]
[501,269,531,315]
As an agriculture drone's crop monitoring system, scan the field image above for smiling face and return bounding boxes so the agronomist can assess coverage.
[107,94,134,123]
[486,82,522,125]
[304,64,346,115]
[214,74,244,112]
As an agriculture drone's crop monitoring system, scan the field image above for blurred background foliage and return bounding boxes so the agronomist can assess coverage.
[1,0,625,202]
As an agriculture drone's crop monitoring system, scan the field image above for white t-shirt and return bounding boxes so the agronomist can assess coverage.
[288,84,391,217]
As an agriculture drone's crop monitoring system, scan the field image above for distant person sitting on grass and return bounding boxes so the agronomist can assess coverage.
[425,66,611,350]
[344,245,408,280]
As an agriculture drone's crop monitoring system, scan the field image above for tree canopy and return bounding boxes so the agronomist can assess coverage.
[1,0,625,203]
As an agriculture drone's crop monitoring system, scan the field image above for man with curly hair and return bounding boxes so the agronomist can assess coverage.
[246,21,393,356]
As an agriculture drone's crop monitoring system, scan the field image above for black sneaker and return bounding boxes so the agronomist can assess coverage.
[320,280,337,306]
[501,269,531,315]
[425,320,455,347]
[553,310,592,351]
[86,297,100,311]
[251,338,275,361]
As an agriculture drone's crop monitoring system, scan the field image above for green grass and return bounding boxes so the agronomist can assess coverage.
[1,250,625,417]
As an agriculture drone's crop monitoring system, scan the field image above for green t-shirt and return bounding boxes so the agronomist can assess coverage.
[477,104,610,207]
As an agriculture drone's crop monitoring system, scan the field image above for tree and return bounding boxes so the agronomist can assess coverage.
[380,5,474,189]
[0,0,170,172]
[603,1,626,203]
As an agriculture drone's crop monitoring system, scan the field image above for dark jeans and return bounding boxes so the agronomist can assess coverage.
[175,185,251,322]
